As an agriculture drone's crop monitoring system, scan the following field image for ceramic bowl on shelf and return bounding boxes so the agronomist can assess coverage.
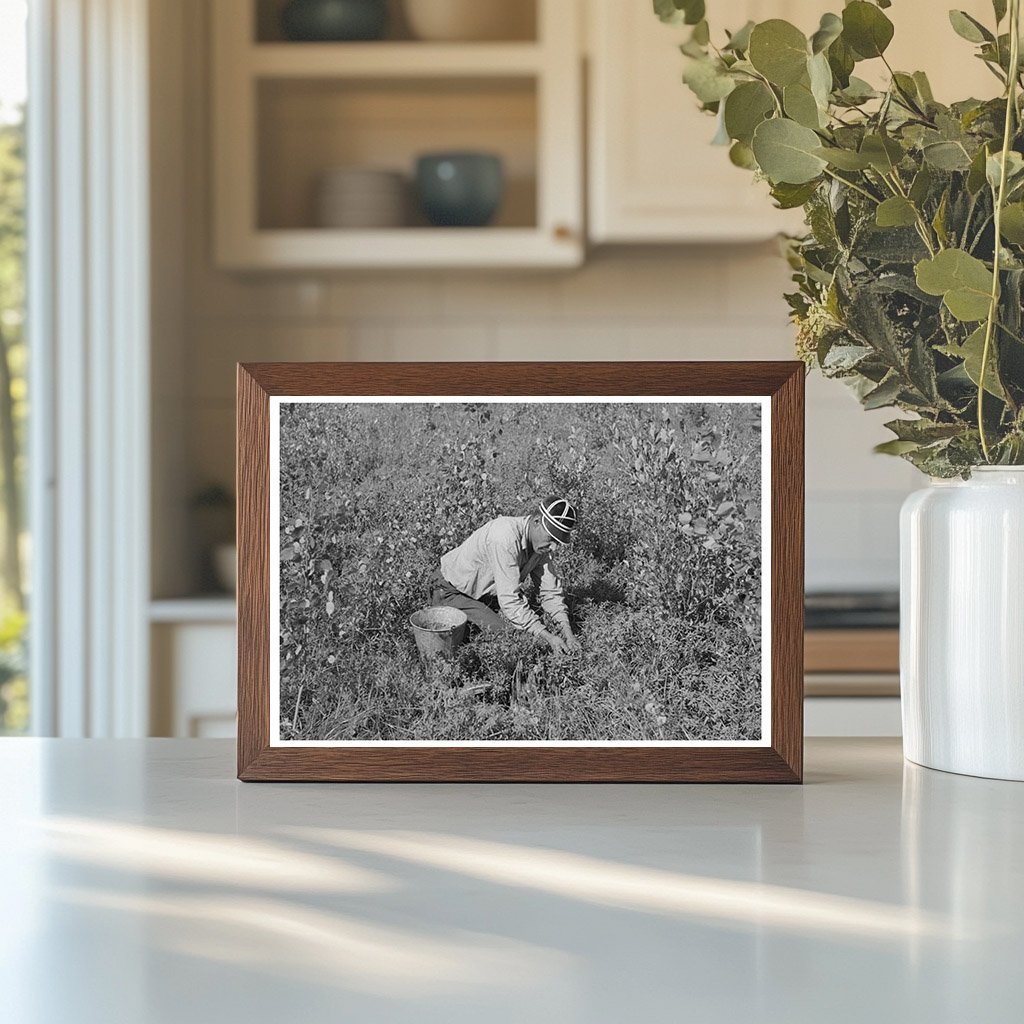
[414,152,504,227]
[403,0,535,42]
[280,0,388,42]
[315,167,408,228]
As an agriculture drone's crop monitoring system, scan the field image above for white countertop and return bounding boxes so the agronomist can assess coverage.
[1,738,1020,1023]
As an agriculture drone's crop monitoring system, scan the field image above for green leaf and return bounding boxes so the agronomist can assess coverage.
[932,190,950,247]
[784,80,824,129]
[653,0,680,23]
[811,13,843,54]
[922,140,973,171]
[814,146,872,170]
[913,71,935,104]
[948,10,994,44]
[724,20,755,53]
[828,36,856,89]
[892,72,924,111]
[939,325,1006,398]
[808,51,833,110]
[684,3,706,28]
[1000,203,1024,245]
[691,19,710,45]
[874,439,923,455]
[915,249,994,322]
[842,1,895,59]
[909,164,933,205]
[837,76,878,104]
[908,333,941,403]
[944,289,993,326]
[682,57,736,104]
[771,180,820,209]
[680,36,708,59]
[884,418,964,443]
[653,0,705,26]
[729,140,757,169]
[860,133,904,173]
[723,81,775,144]
[993,0,1008,24]
[862,374,903,409]
[876,197,918,228]
[986,150,1024,191]
[979,32,1015,75]
[751,118,828,184]
[967,144,991,194]
[748,20,809,87]
[807,191,841,249]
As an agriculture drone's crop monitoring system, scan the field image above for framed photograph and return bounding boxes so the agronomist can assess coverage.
[237,362,803,782]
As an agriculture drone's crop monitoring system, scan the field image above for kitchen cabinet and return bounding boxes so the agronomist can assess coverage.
[586,0,998,244]
[587,0,812,243]
[211,0,583,269]
[804,626,901,736]
[150,600,237,738]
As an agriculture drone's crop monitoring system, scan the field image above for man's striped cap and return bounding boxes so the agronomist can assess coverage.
[539,496,578,544]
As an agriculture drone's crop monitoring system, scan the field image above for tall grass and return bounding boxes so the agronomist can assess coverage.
[278,401,763,742]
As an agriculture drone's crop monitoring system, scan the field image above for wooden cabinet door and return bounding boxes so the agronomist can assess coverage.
[587,0,809,243]
[586,0,998,244]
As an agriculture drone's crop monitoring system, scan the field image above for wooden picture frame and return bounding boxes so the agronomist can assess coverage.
[237,362,804,782]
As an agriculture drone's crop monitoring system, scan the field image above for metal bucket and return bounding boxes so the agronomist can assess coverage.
[409,606,468,660]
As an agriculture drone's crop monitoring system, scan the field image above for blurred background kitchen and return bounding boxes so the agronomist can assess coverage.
[0,0,997,740]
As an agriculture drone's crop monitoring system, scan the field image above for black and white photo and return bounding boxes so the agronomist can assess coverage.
[270,396,769,746]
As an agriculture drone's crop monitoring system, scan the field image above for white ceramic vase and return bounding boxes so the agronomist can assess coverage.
[900,467,1024,780]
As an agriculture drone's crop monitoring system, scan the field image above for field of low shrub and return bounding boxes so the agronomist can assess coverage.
[277,400,763,742]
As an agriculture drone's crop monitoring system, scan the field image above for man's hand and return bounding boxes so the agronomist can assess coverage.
[540,630,568,656]
[561,629,582,653]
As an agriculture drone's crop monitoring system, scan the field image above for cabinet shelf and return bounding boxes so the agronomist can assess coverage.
[218,226,580,270]
[249,42,544,78]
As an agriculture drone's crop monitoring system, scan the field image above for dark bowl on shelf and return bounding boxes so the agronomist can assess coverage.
[280,0,388,42]
[415,152,505,228]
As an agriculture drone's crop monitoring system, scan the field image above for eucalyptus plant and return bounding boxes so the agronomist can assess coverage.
[657,0,1024,475]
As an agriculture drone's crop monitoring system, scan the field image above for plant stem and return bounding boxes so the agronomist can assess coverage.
[884,170,939,254]
[962,190,979,248]
[822,167,880,205]
[979,0,1021,462]
[750,69,784,117]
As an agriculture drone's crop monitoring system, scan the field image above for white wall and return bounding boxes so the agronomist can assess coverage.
[156,0,921,598]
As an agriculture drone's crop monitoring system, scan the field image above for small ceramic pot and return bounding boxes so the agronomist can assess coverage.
[415,152,504,227]
[281,0,388,42]
[316,168,408,228]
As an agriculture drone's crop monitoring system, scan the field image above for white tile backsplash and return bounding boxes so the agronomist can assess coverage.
[326,275,446,321]
[441,272,562,321]
[558,251,727,320]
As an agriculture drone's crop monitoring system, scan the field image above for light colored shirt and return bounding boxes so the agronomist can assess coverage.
[440,515,570,636]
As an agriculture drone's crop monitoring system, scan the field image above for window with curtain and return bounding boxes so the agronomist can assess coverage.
[0,0,28,734]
